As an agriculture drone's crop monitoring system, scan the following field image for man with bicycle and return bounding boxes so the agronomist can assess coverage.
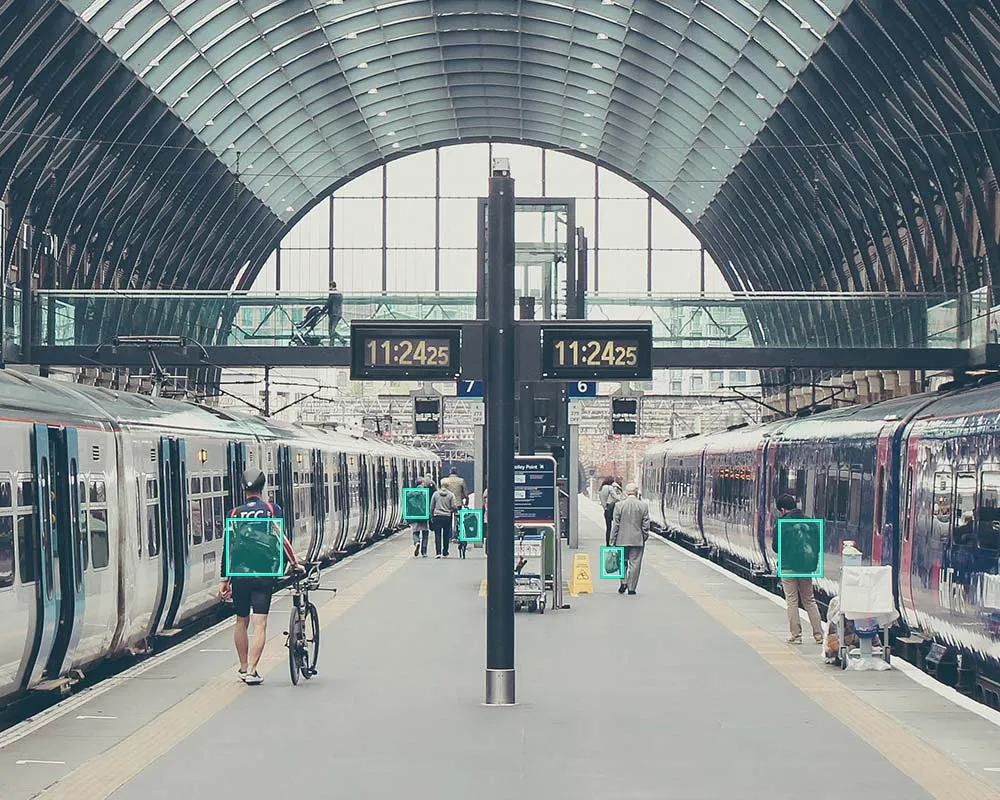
[220,468,303,685]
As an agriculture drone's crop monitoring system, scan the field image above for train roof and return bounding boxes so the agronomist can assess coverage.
[0,372,437,458]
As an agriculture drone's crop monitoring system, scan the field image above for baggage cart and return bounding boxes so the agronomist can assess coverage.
[514,528,546,613]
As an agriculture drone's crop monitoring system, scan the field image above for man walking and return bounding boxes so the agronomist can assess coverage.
[599,476,624,547]
[411,475,433,557]
[440,467,469,557]
[611,483,650,595]
[327,281,344,344]
[430,481,459,558]
[220,469,302,684]
[774,493,823,644]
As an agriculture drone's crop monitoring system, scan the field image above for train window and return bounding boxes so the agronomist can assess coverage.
[213,497,224,533]
[18,479,33,507]
[78,479,89,571]
[146,479,161,557]
[954,473,977,544]
[191,476,201,494]
[190,499,203,545]
[932,471,953,523]
[16,514,35,583]
[836,467,850,522]
[903,468,914,541]
[0,516,13,588]
[213,476,222,493]
[90,509,110,569]
[848,467,862,526]
[874,466,885,530]
[977,472,1000,551]
[813,471,826,518]
[0,480,10,507]
[90,479,106,504]
[202,498,216,542]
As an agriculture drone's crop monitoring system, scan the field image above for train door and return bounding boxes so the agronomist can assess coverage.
[24,424,86,687]
[338,453,350,549]
[277,446,294,545]
[872,430,893,565]
[390,458,400,526]
[149,437,176,637]
[898,436,920,617]
[358,454,370,540]
[227,442,247,511]
[757,439,776,571]
[311,448,325,560]
[162,438,190,631]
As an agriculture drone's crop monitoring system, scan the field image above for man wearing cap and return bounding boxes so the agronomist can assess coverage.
[611,483,650,596]
[220,468,302,684]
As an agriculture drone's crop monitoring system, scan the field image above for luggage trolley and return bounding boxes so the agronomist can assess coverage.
[514,528,546,613]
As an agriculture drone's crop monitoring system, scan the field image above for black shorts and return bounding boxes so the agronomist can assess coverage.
[231,578,274,617]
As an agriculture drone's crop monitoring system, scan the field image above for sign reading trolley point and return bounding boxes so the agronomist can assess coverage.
[777,517,825,579]
[224,518,285,578]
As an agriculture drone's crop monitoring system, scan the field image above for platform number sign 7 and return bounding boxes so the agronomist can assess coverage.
[568,381,597,399]
[456,380,484,399]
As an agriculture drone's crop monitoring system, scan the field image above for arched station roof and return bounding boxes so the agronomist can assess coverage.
[0,0,997,298]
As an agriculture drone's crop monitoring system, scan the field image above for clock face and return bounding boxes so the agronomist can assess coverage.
[363,337,452,368]
[540,325,653,380]
[350,324,462,380]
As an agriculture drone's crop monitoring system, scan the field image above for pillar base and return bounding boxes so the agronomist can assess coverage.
[484,668,516,705]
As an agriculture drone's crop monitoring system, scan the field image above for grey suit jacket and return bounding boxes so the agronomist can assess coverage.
[611,497,650,547]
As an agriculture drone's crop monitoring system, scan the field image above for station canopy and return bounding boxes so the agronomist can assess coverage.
[68,0,846,225]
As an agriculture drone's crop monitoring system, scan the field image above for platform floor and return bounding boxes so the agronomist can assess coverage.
[3,501,1000,799]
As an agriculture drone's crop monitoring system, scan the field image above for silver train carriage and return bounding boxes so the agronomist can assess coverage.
[0,371,439,705]
[642,385,1000,679]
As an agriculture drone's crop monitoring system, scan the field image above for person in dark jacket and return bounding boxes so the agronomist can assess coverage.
[774,494,823,644]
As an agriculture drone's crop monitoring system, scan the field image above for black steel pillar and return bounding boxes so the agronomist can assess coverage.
[485,163,516,706]
[518,296,536,457]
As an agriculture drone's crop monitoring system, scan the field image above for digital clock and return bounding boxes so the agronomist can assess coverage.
[350,322,462,380]
[540,323,653,380]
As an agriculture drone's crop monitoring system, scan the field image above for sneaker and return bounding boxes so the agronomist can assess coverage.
[244,671,263,685]
[414,544,420,557]
[814,634,824,644]
[238,669,247,682]
[786,635,802,644]
[618,584,627,594]
[627,590,636,595]
[435,554,441,559]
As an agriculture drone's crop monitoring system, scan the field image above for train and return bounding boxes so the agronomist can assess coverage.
[0,369,440,707]
[641,379,1000,691]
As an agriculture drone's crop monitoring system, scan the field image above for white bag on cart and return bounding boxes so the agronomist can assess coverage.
[839,566,898,671]
[840,566,898,623]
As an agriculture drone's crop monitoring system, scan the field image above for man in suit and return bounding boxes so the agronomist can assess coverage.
[611,483,650,595]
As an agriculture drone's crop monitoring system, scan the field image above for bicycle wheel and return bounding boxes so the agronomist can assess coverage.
[302,602,320,678]
[288,605,301,686]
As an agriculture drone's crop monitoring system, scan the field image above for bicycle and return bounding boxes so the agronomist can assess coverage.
[284,562,332,685]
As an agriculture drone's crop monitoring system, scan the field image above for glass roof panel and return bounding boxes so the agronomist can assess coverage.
[65,0,849,223]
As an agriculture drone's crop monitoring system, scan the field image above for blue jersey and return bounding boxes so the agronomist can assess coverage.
[220,496,291,579]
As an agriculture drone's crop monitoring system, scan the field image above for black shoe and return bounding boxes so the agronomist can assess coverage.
[628,590,636,595]
[618,584,627,594]
[414,544,420,557]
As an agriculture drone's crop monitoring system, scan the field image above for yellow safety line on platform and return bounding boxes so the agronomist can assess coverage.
[38,545,412,800]
[648,554,1000,800]
[479,579,487,597]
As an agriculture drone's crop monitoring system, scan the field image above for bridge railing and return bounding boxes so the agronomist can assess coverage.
[25,289,982,351]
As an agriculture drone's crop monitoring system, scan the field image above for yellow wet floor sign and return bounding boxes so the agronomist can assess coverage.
[569,554,593,596]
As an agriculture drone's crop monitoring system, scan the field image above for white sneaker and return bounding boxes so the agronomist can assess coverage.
[244,671,263,685]
[238,669,247,682]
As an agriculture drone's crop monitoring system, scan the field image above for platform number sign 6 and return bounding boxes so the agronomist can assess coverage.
[568,381,597,399]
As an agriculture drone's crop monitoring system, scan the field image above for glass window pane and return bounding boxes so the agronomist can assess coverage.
[386,150,435,197]
[90,509,109,569]
[0,481,10,507]
[439,144,489,198]
[599,199,648,251]
[438,249,478,293]
[544,151,595,197]
[386,199,435,248]
[385,250,436,292]
[334,250,383,293]
[491,144,542,195]
[0,517,13,588]
[333,196,382,249]
[439,199,478,249]
[17,514,35,582]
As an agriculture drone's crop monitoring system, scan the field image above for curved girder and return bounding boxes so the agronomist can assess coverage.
[0,0,995,374]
